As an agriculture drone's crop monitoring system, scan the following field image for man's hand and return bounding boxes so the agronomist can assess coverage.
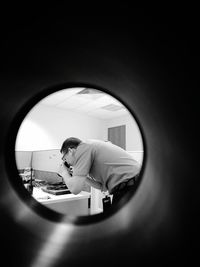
[58,162,71,178]
[58,163,86,194]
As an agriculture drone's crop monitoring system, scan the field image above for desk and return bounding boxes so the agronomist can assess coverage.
[33,187,91,215]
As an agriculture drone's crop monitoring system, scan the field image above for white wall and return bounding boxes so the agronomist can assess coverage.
[104,114,143,151]
[15,105,143,153]
[15,105,106,151]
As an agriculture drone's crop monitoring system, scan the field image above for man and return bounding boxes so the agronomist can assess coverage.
[58,137,141,205]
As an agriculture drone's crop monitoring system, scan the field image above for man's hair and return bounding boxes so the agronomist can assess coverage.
[60,137,82,154]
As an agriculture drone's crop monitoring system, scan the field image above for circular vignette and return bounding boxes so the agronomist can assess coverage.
[4,82,146,225]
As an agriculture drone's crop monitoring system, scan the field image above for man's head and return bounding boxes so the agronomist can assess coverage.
[60,137,82,165]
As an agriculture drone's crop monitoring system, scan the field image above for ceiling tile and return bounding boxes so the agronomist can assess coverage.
[39,88,130,119]
[39,88,85,106]
[56,95,91,109]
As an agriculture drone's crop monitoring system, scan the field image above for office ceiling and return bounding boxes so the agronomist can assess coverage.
[39,88,130,120]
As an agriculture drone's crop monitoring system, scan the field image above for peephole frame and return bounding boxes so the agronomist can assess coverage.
[4,82,146,225]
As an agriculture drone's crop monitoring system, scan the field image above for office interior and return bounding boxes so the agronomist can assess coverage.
[15,87,144,216]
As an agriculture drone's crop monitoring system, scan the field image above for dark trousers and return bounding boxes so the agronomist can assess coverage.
[111,176,137,206]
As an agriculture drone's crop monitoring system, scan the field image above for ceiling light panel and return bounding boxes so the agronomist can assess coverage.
[87,107,129,119]
[101,104,125,111]
[86,109,115,119]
